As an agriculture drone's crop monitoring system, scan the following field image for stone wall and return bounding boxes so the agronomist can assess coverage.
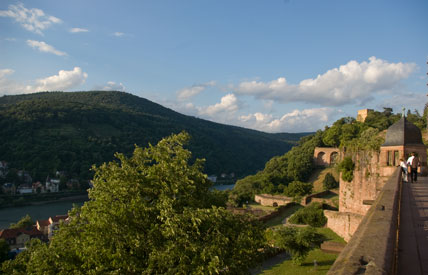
[327,168,401,274]
[254,194,292,207]
[324,210,363,242]
[326,150,390,239]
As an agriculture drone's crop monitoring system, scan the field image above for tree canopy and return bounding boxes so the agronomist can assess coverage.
[2,132,265,274]
[9,214,34,229]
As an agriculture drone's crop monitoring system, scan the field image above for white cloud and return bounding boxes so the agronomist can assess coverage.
[177,81,216,100]
[0,69,14,79]
[30,67,88,92]
[199,94,240,116]
[239,108,336,133]
[0,67,88,95]
[26,40,67,56]
[93,81,126,92]
[0,3,61,35]
[112,32,125,37]
[5,37,16,41]
[234,57,416,106]
[70,27,89,33]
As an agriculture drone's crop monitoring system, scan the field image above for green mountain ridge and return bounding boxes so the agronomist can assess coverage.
[0,91,309,181]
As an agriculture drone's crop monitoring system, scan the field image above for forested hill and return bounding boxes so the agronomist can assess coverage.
[0,91,308,181]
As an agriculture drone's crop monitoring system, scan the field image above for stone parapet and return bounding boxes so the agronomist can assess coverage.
[327,168,401,275]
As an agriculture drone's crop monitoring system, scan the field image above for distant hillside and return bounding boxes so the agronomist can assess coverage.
[0,91,308,181]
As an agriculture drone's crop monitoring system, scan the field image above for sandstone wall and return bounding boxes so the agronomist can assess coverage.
[324,210,363,242]
[254,194,292,207]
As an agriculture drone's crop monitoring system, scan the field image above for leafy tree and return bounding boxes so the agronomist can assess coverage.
[283,181,312,200]
[323,172,338,190]
[288,202,327,227]
[270,226,324,265]
[9,214,34,229]
[2,132,265,274]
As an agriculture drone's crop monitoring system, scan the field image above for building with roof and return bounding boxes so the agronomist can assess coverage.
[0,227,45,249]
[36,215,69,240]
[380,117,427,176]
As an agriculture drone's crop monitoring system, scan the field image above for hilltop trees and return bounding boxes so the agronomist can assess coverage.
[2,132,265,274]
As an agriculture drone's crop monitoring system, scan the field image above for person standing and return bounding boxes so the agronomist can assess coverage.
[399,158,408,182]
[407,153,419,182]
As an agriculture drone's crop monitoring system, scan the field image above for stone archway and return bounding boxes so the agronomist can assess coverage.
[314,147,340,166]
[317,152,326,165]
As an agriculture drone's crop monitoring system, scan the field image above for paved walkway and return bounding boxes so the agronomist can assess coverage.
[398,177,428,274]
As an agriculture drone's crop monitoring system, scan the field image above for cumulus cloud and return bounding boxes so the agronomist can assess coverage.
[93,81,126,92]
[70,27,89,33]
[199,94,240,116]
[234,57,416,106]
[0,3,61,35]
[239,108,336,133]
[0,67,88,95]
[112,32,125,37]
[177,81,216,100]
[27,40,67,56]
[30,67,88,92]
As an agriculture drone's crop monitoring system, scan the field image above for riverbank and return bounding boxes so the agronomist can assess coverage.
[0,191,88,209]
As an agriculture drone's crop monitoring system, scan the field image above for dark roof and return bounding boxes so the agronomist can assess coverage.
[36,219,50,227]
[0,227,43,239]
[51,215,68,222]
[382,117,423,146]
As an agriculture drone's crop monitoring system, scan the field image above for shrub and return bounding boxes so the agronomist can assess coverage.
[323,172,338,190]
[338,156,354,182]
[288,202,327,227]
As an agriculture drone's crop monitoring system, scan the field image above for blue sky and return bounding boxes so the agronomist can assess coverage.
[0,0,427,133]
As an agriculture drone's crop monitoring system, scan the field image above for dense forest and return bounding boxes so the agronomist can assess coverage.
[0,91,307,182]
[229,107,427,206]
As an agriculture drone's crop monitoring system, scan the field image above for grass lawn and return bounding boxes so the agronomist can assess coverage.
[256,248,337,275]
[248,202,277,212]
[254,228,345,275]
[264,204,303,228]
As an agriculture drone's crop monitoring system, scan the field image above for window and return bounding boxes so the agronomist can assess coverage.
[387,151,393,166]
[394,151,399,166]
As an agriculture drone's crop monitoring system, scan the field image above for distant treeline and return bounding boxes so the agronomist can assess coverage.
[0,91,307,182]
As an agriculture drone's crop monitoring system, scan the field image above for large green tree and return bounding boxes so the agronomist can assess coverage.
[269,226,323,265]
[2,132,265,274]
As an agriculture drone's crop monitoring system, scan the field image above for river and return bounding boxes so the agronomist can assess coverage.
[0,184,235,229]
[0,199,87,229]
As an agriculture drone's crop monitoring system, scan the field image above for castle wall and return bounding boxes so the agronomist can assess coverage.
[324,210,363,242]
[327,151,390,239]
[254,194,292,207]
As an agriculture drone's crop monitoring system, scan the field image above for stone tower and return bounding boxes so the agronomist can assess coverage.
[380,117,427,177]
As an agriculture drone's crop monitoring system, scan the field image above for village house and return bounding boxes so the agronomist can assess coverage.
[0,227,46,249]
[36,215,69,239]
[45,176,60,192]
[16,184,32,194]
